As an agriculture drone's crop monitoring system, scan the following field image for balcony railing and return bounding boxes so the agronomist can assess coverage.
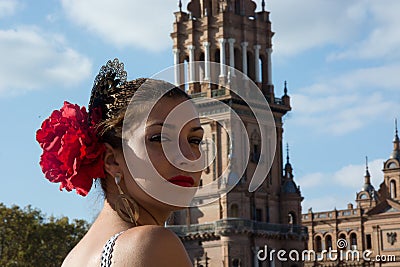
[167,218,307,237]
[211,88,226,97]
[190,92,207,98]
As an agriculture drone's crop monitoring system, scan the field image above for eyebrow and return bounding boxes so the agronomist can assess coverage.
[191,126,204,133]
[146,122,204,132]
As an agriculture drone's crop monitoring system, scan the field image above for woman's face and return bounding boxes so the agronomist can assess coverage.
[121,96,204,207]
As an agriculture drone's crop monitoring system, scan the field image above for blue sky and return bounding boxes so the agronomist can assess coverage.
[0,0,399,223]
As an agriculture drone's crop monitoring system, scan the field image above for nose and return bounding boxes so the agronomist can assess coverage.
[178,137,199,163]
[163,135,204,173]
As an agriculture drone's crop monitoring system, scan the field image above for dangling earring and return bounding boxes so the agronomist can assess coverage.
[114,174,140,226]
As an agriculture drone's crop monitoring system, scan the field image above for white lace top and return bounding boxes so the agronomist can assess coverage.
[100,232,124,267]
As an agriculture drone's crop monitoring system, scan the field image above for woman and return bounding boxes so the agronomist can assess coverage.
[36,59,203,266]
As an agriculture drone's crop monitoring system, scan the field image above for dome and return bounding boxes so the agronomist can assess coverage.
[282,180,298,194]
[361,183,377,200]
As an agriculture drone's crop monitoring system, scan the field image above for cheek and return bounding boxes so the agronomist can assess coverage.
[146,146,169,170]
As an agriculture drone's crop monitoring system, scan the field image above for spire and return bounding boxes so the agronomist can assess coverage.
[178,0,182,12]
[284,81,288,96]
[365,156,370,178]
[390,118,400,160]
[286,143,290,164]
[262,0,265,12]
[362,156,375,196]
[284,143,293,179]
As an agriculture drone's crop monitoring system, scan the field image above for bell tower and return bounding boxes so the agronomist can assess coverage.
[381,119,400,202]
[171,0,275,98]
[169,1,306,266]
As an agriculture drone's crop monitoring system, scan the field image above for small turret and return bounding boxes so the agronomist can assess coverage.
[390,118,400,161]
[282,81,290,107]
[284,143,293,178]
[361,157,375,196]
[282,144,301,194]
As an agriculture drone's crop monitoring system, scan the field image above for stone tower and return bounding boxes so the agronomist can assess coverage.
[379,119,400,202]
[167,1,307,266]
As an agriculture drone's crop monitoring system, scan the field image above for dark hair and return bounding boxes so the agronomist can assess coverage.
[88,77,191,194]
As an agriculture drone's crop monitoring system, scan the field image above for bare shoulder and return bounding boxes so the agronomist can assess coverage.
[112,225,193,267]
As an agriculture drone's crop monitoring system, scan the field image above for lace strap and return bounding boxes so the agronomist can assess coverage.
[100,232,124,267]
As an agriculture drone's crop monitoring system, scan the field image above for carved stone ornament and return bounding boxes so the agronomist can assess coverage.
[387,232,397,245]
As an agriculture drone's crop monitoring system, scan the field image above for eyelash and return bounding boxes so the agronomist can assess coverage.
[149,134,170,142]
[149,134,203,145]
[190,137,203,146]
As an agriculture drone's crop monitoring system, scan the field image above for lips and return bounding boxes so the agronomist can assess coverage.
[168,175,195,187]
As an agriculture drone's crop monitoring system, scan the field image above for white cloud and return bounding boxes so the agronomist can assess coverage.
[333,159,384,189]
[0,0,19,18]
[297,172,324,189]
[291,64,400,135]
[336,65,400,91]
[61,0,178,52]
[328,1,400,61]
[0,26,92,97]
[299,159,385,211]
[265,1,400,61]
[59,0,400,61]
[267,0,367,57]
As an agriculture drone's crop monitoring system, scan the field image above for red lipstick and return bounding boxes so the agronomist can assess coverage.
[168,175,195,187]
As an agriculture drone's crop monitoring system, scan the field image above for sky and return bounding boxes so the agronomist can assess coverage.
[0,0,399,223]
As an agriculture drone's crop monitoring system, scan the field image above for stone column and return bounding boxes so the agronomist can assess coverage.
[203,42,210,80]
[188,45,195,82]
[266,48,272,85]
[254,45,261,83]
[241,42,248,76]
[219,38,226,77]
[173,48,180,85]
[228,38,235,76]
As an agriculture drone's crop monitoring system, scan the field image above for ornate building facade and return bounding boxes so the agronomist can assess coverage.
[302,124,400,266]
[166,1,307,266]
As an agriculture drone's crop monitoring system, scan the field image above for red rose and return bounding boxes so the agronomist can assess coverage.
[36,101,106,196]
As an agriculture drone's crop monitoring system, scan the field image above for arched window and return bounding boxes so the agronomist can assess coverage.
[325,235,333,250]
[247,51,255,81]
[250,130,261,163]
[214,49,220,63]
[315,236,322,252]
[339,233,347,250]
[288,212,296,225]
[350,233,357,249]
[258,57,263,83]
[234,48,242,72]
[211,49,220,85]
[205,0,212,16]
[230,204,239,217]
[183,57,189,92]
[232,258,240,267]
[235,0,241,15]
[199,53,205,83]
[390,180,397,199]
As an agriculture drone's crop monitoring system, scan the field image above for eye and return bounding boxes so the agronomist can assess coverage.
[149,134,171,142]
[189,137,203,146]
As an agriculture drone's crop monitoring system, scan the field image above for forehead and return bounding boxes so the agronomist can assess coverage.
[147,97,200,126]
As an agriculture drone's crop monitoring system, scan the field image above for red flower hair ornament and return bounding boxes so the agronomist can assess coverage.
[36,101,106,196]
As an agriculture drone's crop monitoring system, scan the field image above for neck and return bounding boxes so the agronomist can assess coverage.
[105,193,172,227]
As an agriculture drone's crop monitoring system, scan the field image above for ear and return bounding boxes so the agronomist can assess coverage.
[103,143,122,177]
